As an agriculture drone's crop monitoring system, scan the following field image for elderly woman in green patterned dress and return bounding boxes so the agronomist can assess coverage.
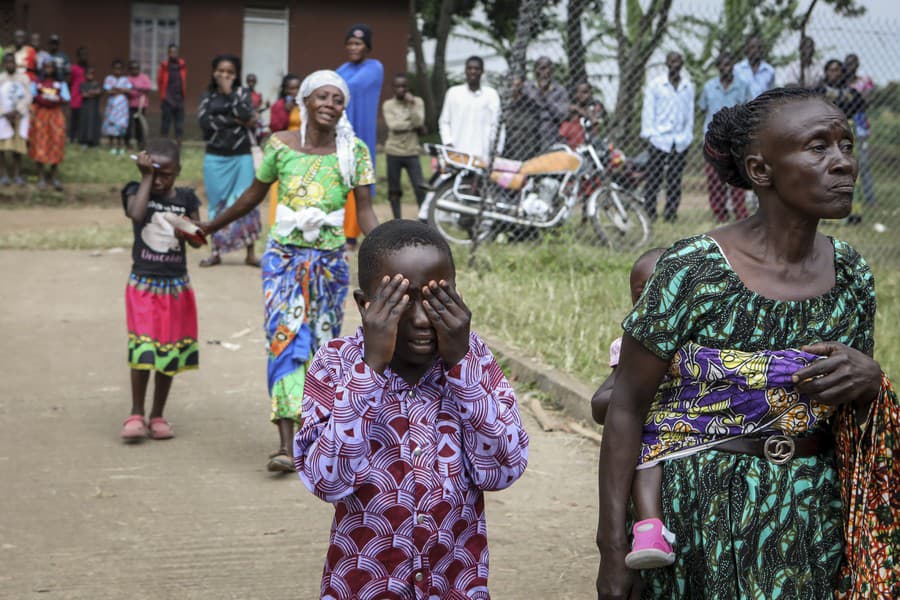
[201,70,378,473]
[595,87,884,598]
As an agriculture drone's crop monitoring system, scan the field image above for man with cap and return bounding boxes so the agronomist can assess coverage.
[337,23,383,249]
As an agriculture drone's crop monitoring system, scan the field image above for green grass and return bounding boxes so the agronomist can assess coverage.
[2,143,423,209]
[0,224,133,249]
[457,239,900,390]
[4,141,897,387]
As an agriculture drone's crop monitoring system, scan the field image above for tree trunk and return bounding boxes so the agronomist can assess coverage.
[509,0,546,79]
[609,0,673,154]
[430,0,455,122]
[409,0,438,131]
[798,0,818,87]
[566,0,587,94]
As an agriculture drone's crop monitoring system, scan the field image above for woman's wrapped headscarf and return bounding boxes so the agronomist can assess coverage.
[299,70,357,187]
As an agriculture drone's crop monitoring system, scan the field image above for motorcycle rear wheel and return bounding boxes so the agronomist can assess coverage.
[427,179,495,246]
[587,185,652,250]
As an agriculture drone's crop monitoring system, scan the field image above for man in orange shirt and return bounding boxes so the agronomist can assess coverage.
[156,44,186,147]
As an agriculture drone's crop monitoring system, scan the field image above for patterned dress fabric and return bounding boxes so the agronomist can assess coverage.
[202,153,261,254]
[101,75,131,137]
[622,234,875,599]
[262,244,348,423]
[0,71,31,154]
[257,134,374,250]
[639,344,832,467]
[125,274,198,375]
[835,374,900,598]
[256,134,374,422]
[294,330,529,599]
[29,78,69,165]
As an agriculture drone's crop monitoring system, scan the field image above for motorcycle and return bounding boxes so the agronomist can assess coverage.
[576,131,652,249]
[422,134,651,249]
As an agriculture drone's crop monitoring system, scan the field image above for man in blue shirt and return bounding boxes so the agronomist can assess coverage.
[699,51,752,222]
[734,35,775,99]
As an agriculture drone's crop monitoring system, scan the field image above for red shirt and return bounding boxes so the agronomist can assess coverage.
[559,118,585,149]
[69,63,85,108]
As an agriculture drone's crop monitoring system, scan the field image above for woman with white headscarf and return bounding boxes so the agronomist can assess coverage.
[201,70,378,472]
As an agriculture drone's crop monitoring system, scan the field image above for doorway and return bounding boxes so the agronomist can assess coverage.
[241,8,289,106]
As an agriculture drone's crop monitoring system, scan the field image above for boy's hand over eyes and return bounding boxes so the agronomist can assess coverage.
[361,274,409,375]
[423,280,470,367]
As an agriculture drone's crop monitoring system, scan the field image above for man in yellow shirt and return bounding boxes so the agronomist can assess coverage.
[381,73,426,220]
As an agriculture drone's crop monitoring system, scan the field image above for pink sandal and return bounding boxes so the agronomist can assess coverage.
[148,417,174,440]
[120,415,147,443]
[625,518,676,570]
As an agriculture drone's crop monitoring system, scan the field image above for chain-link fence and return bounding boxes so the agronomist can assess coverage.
[417,1,899,269]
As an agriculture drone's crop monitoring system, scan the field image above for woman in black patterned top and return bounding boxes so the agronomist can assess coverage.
[197,54,261,267]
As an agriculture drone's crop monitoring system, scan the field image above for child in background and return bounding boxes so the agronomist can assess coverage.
[294,219,529,598]
[102,59,131,155]
[77,66,101,147]
[0,52,31,185]
[120,139,203,442]
[591,247,674,570]
[29,59,69,190]
[245,72,269,141]
[126,60,151,150]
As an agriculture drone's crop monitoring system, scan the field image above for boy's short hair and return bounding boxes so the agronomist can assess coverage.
[358,220,455,292]
[145,138,180,165]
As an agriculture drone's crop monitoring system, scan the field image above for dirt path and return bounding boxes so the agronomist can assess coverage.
[0,250,599,599]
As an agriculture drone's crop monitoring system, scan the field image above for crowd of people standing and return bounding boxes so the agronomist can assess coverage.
[6,15,879,600]
[0,31,185,190]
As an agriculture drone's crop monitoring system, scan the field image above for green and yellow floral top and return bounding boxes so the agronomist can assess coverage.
[256,134,375,250]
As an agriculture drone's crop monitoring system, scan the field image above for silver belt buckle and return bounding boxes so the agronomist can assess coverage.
[763,435,795,465]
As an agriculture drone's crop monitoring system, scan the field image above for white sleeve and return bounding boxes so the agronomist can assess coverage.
[439,88,454,145]
[684,82,695,143]
[640,80,656,139]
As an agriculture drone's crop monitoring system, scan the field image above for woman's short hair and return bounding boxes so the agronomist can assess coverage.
[703,87,819,190]
[823,58,842,74]
[278,73,300,99]
[357,220,455,293]
[207,54,242,93]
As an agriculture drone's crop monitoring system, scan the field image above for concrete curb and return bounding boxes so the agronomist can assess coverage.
[482,333,597,427]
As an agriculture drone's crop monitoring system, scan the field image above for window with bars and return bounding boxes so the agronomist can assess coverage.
[130,2,179,89]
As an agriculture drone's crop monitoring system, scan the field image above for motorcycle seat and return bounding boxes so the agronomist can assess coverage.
[490,150,582,190]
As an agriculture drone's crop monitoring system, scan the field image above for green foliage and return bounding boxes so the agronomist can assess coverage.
[458,237,900,387]
[674,0,867,90]
[455,0,561,68]
[416,0,478,39]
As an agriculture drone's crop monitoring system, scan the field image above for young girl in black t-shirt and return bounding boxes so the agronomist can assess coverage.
[120,139,203,442]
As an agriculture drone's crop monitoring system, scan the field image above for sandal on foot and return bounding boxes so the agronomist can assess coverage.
[625,518,676,570]
[266,452,294,473]
[120,415,147,442]
[148,417,174,440]
[199,255,221,267]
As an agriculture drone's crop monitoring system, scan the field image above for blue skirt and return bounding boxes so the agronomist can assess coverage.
[203,153,261,254]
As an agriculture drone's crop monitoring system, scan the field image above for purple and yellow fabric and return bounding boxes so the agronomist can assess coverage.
[639,343,831,468]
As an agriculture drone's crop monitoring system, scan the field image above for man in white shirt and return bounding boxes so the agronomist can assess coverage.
[640,51,693,222]
[783,36,824,88]
[438,56,501,160]
[734,35,776,99]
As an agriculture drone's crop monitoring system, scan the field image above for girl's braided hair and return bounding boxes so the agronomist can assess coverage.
[703,87,819,190]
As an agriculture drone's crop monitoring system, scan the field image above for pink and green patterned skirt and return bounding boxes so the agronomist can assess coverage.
[125,274,199,375]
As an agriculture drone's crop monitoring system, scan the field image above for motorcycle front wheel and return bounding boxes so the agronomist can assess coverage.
[587,185,652,250]
[427,179,495,246]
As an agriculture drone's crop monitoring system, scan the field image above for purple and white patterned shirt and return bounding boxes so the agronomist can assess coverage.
[294,328,529,600]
